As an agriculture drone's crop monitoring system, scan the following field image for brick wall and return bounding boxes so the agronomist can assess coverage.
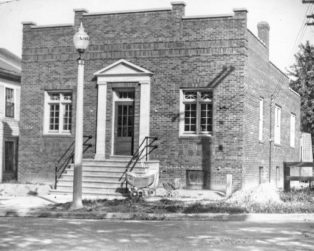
[243,30,300,189]
[19,4,299,191]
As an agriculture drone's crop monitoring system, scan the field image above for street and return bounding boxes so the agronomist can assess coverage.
[0,218,313,250]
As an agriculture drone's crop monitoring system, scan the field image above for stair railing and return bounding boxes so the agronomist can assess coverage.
[54,135,93,189]
[119,136,158,181]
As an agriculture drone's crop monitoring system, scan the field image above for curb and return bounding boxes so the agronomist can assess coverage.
[2,209,314,222]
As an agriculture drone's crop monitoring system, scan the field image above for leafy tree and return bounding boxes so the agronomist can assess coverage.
[289,41,314,133]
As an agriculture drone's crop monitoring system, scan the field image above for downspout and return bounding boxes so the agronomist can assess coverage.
[269,94,273,183]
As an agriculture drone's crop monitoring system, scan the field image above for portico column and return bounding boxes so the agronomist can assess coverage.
[139,80,151,145]
[95,81,107,159]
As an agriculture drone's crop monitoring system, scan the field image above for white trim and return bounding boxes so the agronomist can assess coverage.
[1,82,20,120]
[290,113,296,148]
[97,76,151,83]
[274,105,281,145]
[0,121,3,182]
[94,59,152,76]
[95,59,152,159]
[139,81,150,144]
[31,24,73,29]
[95,83,107,159]
[43,91,72,135]
[0,57,21,72]
[179,89,213,137]
[258,97,264,141]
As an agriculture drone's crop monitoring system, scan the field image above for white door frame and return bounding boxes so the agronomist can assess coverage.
[93,60,152,160]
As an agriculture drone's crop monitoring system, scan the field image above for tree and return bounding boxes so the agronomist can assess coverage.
[289,41,314,134]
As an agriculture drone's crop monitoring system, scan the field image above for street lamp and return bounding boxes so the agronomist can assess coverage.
[71,22,89,210]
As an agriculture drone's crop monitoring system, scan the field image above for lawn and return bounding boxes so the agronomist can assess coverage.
[46,189,314,215]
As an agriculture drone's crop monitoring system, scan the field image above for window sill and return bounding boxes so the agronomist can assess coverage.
[179,134,212,139]
[259,140,264,144]
[43,133,72,138]
[274,143,281,147]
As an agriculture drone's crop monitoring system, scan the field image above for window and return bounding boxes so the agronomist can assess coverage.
[290,113,296,148]
[5,88,14,118]
[180,90,213,135]
[276,166,280,187]
[259,166,263,184]
[44,92,72,134]
[274,105,281,145]
[258,97,264,141]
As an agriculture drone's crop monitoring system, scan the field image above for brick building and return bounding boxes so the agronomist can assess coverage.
[0,48,21,182]
[19,2,300,195]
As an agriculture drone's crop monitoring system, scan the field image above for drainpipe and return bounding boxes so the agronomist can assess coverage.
[269,94,273,183]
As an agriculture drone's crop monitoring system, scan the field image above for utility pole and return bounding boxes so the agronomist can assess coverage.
[303,0,314,25]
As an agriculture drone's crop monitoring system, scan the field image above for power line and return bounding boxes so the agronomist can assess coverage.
[0,0,19,5]
[291,5,311,55]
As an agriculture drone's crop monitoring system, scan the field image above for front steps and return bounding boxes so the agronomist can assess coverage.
[51,157,152,198]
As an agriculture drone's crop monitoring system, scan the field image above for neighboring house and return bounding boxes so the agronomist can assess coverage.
[19,2,300,196]
[0,48,21,182]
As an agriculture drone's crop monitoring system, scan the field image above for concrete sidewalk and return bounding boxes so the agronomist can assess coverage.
[0,195,71,217]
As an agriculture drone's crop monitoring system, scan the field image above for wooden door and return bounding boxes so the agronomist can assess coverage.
[114,102,134,155]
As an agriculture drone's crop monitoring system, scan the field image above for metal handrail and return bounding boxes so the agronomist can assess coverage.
[54,135,92,189]
[119,136,158,181]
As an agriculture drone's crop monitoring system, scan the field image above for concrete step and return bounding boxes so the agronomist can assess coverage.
[52,186,127,195]
[57,180,126,188]
[64,170,127,177]
[50,189,127,198]
[60,175,125,182]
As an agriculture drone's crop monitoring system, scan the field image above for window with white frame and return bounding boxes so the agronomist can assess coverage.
[5,87,15,118]
[44,92,72,134]
[290,113,296,148]
[274,105,281,145]
[180,90,213,135]
[258,97,264,141]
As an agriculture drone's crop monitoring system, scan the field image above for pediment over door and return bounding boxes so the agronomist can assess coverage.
[93,59,153,77]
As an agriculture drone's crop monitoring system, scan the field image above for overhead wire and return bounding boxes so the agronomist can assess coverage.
[292,4,311,55]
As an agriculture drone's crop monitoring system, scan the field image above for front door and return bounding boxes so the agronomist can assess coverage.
[3,140,17,182]
[114,102,134,155]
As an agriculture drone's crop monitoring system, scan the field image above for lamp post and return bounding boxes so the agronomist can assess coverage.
[71,22,89,210]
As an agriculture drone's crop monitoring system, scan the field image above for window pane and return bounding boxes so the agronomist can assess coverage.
[184,103,197,132]
[128,127,133,137]
[117,127,122,137]
[5,88,14,118]
[49,104,59,131]
[63,104,72,131]
[123,127,127,137]
[200,103,212,132]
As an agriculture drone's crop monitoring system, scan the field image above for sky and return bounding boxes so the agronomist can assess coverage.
[0,0,313,73]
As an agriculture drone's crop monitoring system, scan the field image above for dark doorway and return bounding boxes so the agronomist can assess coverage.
[3,140,17,181]
[114,102,134,155]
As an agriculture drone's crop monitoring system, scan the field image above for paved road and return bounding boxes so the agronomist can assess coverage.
[0,217,313,250]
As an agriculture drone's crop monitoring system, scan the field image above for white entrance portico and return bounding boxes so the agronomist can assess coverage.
[93,59,153,159]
